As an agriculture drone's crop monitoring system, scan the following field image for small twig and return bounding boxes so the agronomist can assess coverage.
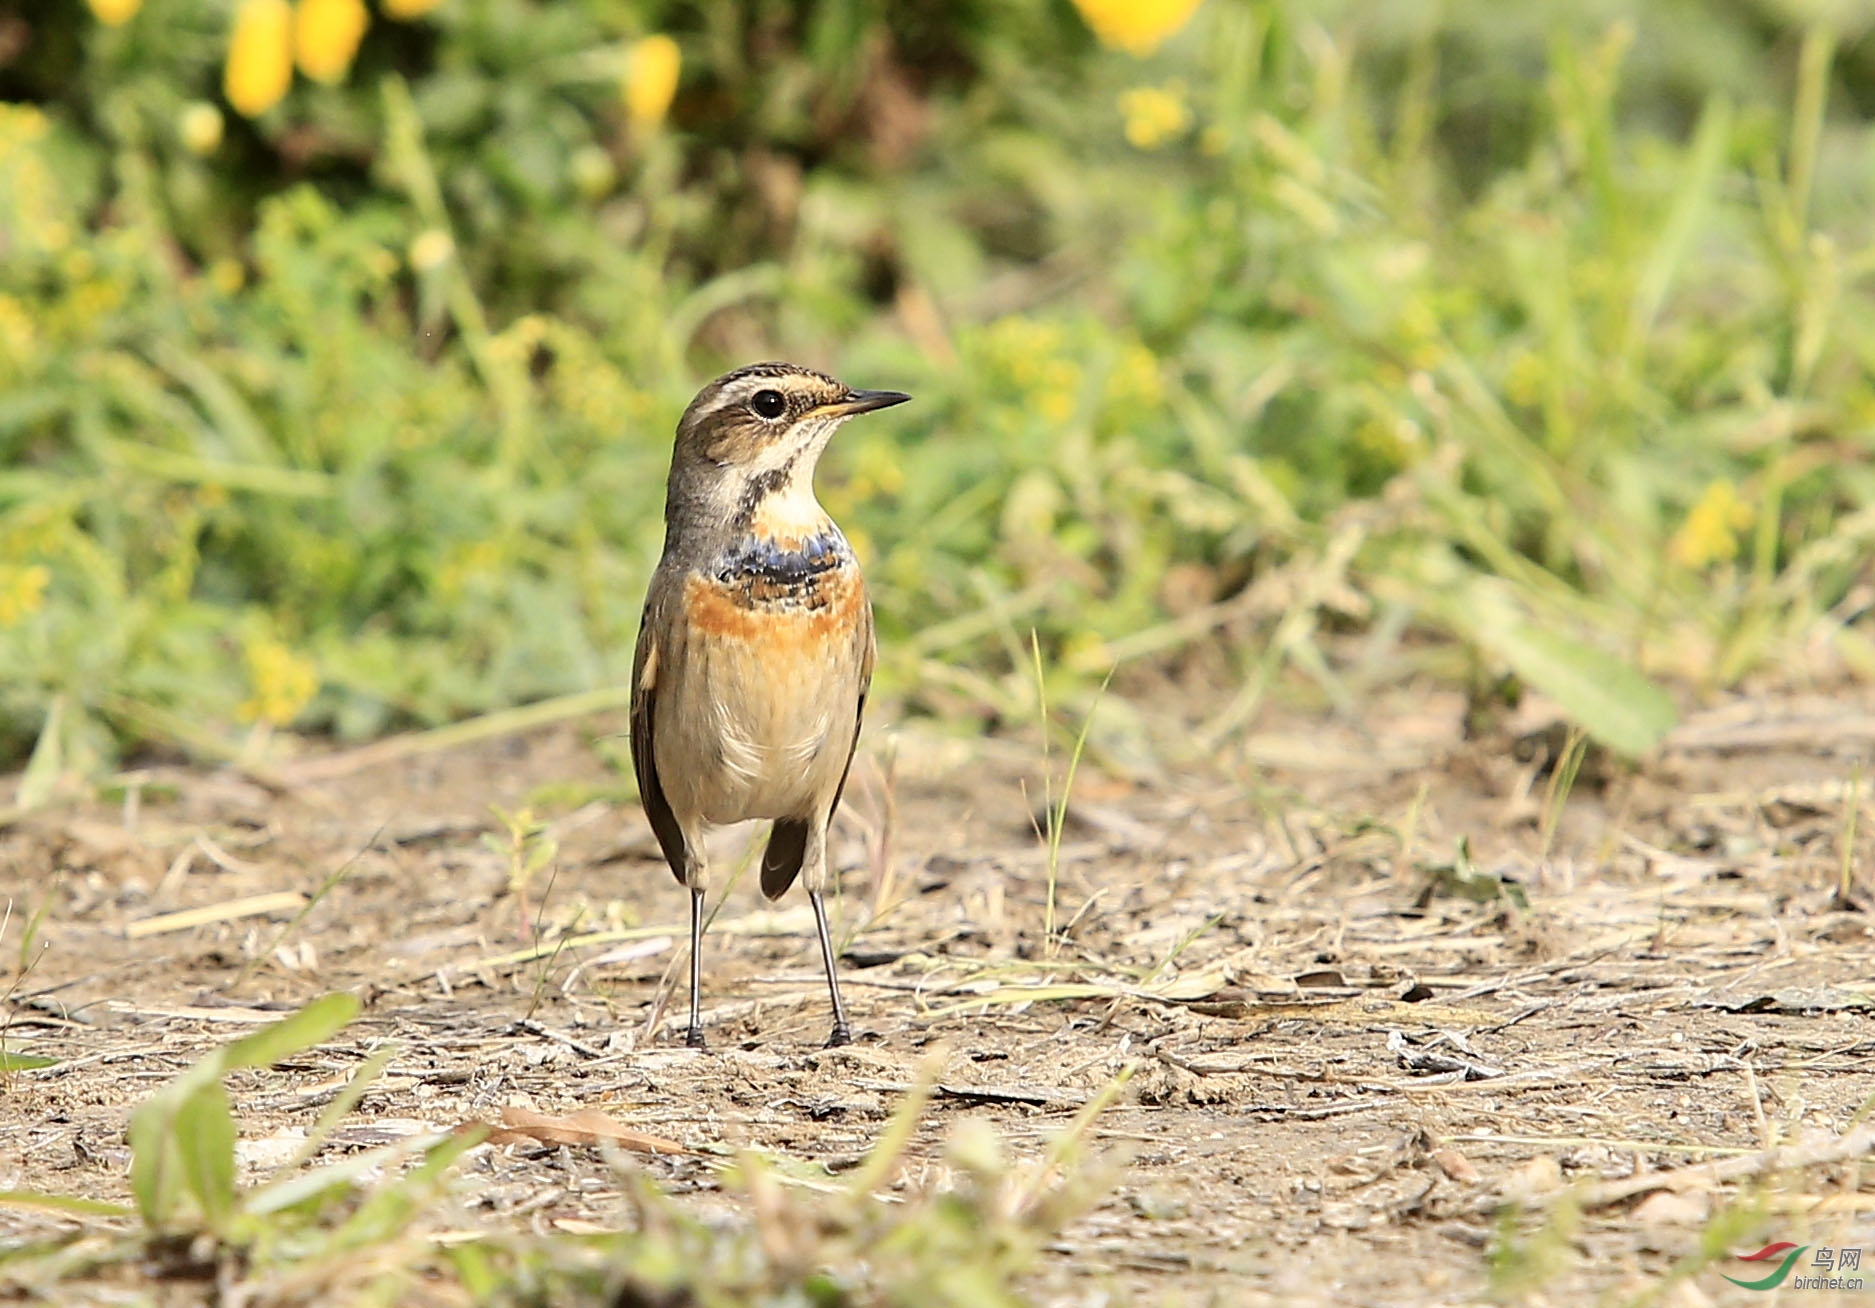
[516,1018,608,1060]
[1499,1125,1875,1213]
[851,1079,1087,1108]
[125,892,308,940]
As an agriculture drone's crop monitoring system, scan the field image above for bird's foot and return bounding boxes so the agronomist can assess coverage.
[825,1022,852,1048]
[684,1025,706,1049]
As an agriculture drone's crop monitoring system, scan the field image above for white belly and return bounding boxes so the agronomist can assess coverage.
[654,570,866,827]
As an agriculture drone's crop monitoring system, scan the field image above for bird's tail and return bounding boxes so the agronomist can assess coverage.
[761,819,809,899]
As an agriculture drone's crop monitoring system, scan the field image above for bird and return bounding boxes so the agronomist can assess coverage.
[630,361,910,1049]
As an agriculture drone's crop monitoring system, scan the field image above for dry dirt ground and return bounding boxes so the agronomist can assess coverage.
[3,683,1875,1305]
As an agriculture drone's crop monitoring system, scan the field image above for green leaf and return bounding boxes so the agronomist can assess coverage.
[275,1041,399,1178]
[1422,838,1530,909]
[127,1104,185,1229]
[525,836,559,875]
[446,1239,502,1300]
[128,993,361,1230]
[0,1190,135,1218]
[219,992,360,1072]
[244,1132,452,1219]
[1450,581,1678,757]
[0,1052,59,1072]
[174,1083,238,1235]
[1482,621,1677,757]
[327,1129,483,1251]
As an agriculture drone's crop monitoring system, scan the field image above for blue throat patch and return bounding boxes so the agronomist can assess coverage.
[715,531,847,588]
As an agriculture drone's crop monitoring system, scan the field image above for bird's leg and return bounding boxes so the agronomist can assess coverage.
[685,887,706,1048]
[809,889,852,1047]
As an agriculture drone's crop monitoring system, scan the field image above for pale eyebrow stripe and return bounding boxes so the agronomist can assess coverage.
[691,380,754,423]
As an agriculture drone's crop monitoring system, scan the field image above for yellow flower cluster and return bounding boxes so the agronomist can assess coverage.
[221,0,448,119]
[1070,0,1204,56]
[435,540,505,601]
[846,439,907,500]
[239,635,320,726]
[623,35,681,129]
[0,101,47,148]
[0,117,153,358]
[982,317,1082,422]
[1392,299,1442,370]
[978,318,1169,429]
[1353,410,1423,470]
[0,294,37,381]
[0,565,50,627]
[1105,340,1164,410]
[528,318,654,431]
[209,258,246,295]
[1503,347,1545,409]
[1668,479,1754,570]
[486,313,549,367]
[0,105,71,260]
[86,0,141,25]
[819,436,907,527]
[1119,82,1190,150]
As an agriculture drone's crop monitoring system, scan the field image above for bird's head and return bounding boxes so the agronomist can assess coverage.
[667,362,910,537]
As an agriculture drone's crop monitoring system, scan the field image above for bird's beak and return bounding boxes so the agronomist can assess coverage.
[829,388,912,416]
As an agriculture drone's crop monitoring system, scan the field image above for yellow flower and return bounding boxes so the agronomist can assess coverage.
[179,102,224,155]
[0,565,49,626]
[1061,631,1112,675]
[623,35,681,129]
[225,0,294,118]
[1119,83,1190,150]
[0,295,37,375]
[1071,0,1204,56]
[1037,357,1082,423]
[846,439,906,498]
[435,540,504,600]
[569,144,616,199]
[294,0,368,85]
[239,636,320,726]
[1503,348,1545,408]
[408,228,454,272]
[87,0,142,25]
[381,0,445,17]
[209,259,246,294]
[1105,341,1163,409]
[1668,479,1754,570]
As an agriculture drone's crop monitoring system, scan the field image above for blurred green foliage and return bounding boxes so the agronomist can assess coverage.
[2,0,1875,771]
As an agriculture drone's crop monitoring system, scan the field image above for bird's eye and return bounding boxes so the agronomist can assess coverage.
[750,389,787,420]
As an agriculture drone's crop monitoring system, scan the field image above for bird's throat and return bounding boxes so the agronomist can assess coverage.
[739,465,832,542]
[715,529,847,589]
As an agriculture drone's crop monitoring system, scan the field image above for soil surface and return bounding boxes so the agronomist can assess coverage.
[3,684,1874,1305]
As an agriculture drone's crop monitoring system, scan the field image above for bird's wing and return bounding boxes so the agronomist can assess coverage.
[631,573,691,885]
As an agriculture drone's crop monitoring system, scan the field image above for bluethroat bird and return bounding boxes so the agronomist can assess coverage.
[631,362,910,1049]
